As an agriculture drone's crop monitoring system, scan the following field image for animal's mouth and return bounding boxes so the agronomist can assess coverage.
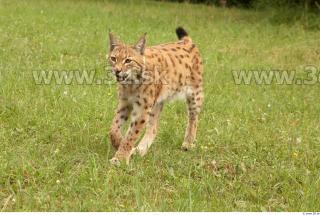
[116,73,128,82]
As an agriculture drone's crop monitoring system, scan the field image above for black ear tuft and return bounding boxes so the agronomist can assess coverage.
[176,27,188,40]
[134,33,147,55]
[109,30,120,52]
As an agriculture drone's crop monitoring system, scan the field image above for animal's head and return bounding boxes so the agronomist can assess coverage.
[107,31,146,83]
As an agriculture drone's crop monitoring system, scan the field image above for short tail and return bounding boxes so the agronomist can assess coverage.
[176,27,188,40]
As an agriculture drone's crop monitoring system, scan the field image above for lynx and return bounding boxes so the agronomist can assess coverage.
[107,27,204,165]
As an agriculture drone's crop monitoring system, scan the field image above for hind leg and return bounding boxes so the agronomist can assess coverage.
[181,87,203,150]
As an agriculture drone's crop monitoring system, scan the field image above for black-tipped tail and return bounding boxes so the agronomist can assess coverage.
[176,27,188,40]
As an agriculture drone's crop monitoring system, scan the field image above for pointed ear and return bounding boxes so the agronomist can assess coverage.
[134,33,147,54]
[109,30,120,52]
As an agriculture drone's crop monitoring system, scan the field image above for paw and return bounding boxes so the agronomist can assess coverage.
[110,149,133,166]
[109,157,121,166]
[136,144,148,157]
[181,142,196,151]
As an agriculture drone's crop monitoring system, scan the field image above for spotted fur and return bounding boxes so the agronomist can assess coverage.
[107,27,204,165]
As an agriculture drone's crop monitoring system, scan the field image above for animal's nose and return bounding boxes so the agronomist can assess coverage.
[113,68,121,75]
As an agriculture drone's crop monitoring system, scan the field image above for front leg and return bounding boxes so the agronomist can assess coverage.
[109,102,131,149]
[136,102,163,156]
[110,103,150,165]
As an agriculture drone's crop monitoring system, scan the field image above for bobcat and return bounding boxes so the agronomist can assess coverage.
[107,27,204,165]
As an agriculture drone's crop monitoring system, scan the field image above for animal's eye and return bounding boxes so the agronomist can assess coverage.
[110,56,116,62]
[124,58,132,64]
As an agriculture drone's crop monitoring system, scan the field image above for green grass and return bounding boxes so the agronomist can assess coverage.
[1,0,320,211]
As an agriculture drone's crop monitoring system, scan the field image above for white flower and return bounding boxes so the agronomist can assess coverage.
[296,137,302,144]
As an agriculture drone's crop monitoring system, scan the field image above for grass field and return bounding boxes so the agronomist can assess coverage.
[1,0,320,211]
